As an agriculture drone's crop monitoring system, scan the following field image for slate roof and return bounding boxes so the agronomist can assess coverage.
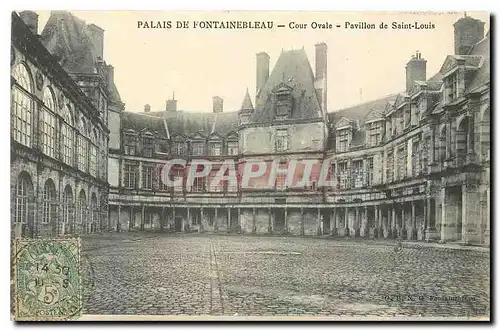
[40,11,122,103]
[466,32,490,93]
[250,48,323,123]
[121,112,168,136]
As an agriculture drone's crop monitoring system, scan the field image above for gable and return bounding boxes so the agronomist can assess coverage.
[440,55,458,75]
[335,117,354,130]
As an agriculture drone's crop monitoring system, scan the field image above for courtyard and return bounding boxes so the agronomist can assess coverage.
[80,232,490,319]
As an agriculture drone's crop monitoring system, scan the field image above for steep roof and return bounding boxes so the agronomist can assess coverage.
[121,112,168,136]
[40,11,99,74]
[40,11,122,103]
[466,31,490,93]
[240,89,254,110]
[250,48,322,123]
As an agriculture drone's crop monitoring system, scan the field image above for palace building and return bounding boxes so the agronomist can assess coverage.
[11,11,490,245]
[10,11,124,238]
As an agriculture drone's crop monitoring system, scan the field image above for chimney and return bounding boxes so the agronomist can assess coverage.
[87,23,104,60]
[107,65,114,87]
[165,92,177,112]
[256,52,270,96]
[314,42,328,112]
[144,104,151,112]
[19,11,39,35]
[213,96,223,113]
[405,51,426,93]
[454,15,485,55]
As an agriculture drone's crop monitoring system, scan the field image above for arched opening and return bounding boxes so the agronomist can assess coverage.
[438,125,447,164]
[78,190,87,234]
[42,179,57,234]
[456,117,469,167]
[91,193,98,233]
[480,108,490,163]
[62,185,74,235]
[11,63,33,147]
[13,171,34,238]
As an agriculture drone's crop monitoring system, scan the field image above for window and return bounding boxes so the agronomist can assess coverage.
[11,63,33,147]
[40,108,56,158]
[42,180,56,224]
[276,164,287,191]
[210,142,221,156]
[142,135,155,157]
[352,160,364,188]
[336,129,349,152]
[61,123,73,165]
[77,190,87,229]
[14,173,32,225]
[91,194,98,233]
[386,150,394,183]
[193,177,205,192]
[412,141,421,177]
[77,135,88,172]
[89,144,98,177]
[447,74,458,101]
[123,133,137,156]
[100,150,107,180]
[172,168,184,192]
[192,142,205,156]
[142,163,153,190]
[275,129,288,152]
[158,167,169,191]
[123,163,138,189]
[227,141,238,156]
[397,145,406,180]
[173,141,186,155]
[338,162,349,189]
[62,186,73,226]
[368,122,382,147]
[366,157,374,186]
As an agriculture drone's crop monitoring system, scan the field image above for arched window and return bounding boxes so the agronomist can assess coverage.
[456,117,469,167]
[78,190,87,233]
[480,108,490,163]
[439,125,447,164]
[42,179,57,224]
[62,185,74,229]
[77,117,88,172]
[91,193,98,233]
[41,87,56,158]
[61,103,74,165]
[14,172,33,225]
[11,63,33,147]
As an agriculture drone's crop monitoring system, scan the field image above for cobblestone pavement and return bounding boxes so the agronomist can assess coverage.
[81,233,490,318]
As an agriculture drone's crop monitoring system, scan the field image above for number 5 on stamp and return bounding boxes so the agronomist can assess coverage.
[12,238,83,321]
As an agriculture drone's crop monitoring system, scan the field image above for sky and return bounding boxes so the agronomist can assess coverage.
[36,11,490,113]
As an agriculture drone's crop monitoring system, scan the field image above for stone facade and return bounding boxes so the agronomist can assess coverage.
[10,11,123,238]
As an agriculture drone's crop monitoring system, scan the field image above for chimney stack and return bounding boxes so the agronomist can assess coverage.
[314,42,328,112]
[87,23,104,60]
[165,92,177,112]
[256,52,270,97]
[107,65,114,87]
[405,51,426,93]
[213,96,224,113]
[19,11,39,35]
[454,16,485,55]
[144,104,151,112]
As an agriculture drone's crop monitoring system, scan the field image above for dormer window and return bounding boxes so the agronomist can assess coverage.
[446,73,458,101]
[210,142,221,156]
[273,83,293,120]
[123,132,137,156]
[192,141,205,156]
[142,134,155,157]
[336,129,350,152]
[367,121,382,147]
[173,141,186,155]
[227,141,239,156]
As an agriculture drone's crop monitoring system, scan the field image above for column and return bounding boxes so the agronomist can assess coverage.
[400,203,405,239]
[485,188,490,246]
[445,121,452,160]
[430,125,436,164]
[374,205,379,238]
[172,206,176,232]
[284,207,288,234]
[300,207,304,235]
[200,207,204,233]
[252,207,256,234]
[344,208,349,237]
[237,207,241,233]
[331,208,337,236]
[129,206,134,231]
[462,183,481,244]
[362,206,368,237]
[214,207,218,232]
[391,205,396,238]
[317,207,321,236]
[186,207,190,232]
[411,201,416,240]
[117,205,121,232]
[268,207,272,234]
[386,207,391,238]
[141,205,145,231]
[354,207,359,237]
[227,207,231,233]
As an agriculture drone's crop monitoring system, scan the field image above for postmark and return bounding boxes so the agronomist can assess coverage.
[12,238,82,321]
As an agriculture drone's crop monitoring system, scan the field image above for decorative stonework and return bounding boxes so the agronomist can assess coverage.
[35,71,44,91]
[58,93,65,110]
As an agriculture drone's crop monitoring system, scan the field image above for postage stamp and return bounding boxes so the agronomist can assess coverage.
[12,238,82,321]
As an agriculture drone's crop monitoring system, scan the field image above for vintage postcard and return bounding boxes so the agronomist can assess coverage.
[10,10,490,321]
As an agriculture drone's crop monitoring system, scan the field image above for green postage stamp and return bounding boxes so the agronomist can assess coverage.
[12,238,83,321]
